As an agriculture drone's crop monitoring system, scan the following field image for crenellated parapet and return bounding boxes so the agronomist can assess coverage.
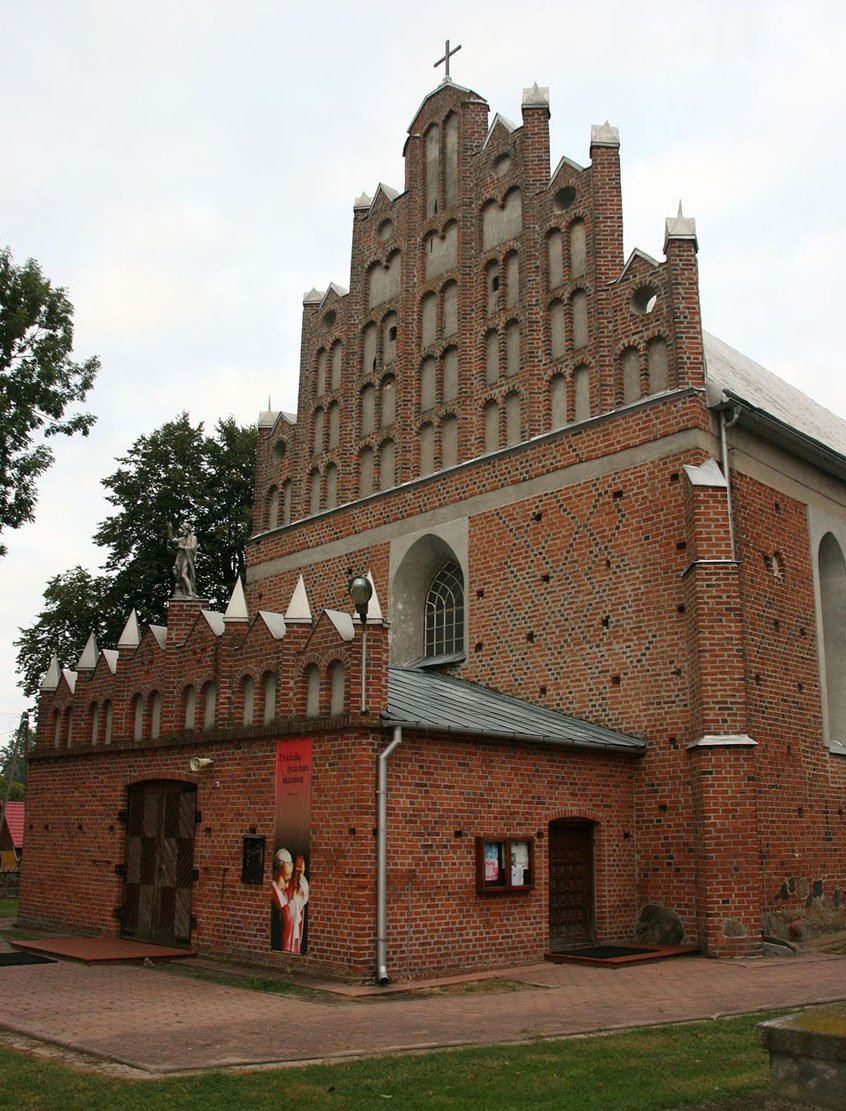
[250,79,705,545]
[35,574,388,753]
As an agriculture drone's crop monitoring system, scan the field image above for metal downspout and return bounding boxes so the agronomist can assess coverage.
[376,725,402,985]
[719,404,742,561]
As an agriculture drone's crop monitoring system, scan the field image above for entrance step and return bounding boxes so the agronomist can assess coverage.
[10,937,194,964]
[545,943,699,967]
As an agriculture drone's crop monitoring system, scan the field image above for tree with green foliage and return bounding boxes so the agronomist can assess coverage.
[0,246,98,556]
[15,414,256,699]
[0,715,30,799]
[14,567,116,700]
[95,413,255,622]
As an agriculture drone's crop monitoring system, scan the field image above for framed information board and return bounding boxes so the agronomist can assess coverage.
[475,836,534,894]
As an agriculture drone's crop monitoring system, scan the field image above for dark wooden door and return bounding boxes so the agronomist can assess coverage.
[548,820,594,949]
[122,781,196,946]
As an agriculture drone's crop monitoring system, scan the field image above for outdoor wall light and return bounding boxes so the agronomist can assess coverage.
[189,756,214,772]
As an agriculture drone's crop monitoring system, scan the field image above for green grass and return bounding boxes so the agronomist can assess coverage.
[159,960,341,1004]
[0,1011,779,1109]
[0,898,18,917]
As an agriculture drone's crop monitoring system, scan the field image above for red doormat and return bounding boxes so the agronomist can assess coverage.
[545,944,699,967]
[10,937,194,964]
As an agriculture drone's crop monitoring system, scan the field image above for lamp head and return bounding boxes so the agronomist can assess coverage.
[347,574,373,623]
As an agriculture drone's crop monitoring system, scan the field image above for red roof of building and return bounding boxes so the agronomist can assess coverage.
[2,802,24,849]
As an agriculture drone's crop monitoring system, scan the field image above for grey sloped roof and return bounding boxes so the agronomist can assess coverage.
[385,667,644,754]
[704,332,846,461]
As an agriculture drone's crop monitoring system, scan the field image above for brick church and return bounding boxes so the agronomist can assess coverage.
[21,68,846,982]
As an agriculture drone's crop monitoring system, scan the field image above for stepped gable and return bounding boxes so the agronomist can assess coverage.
[25,73,846,976]
[250,77,703,542]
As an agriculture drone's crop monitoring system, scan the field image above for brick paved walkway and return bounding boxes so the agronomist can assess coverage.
[0,951,844,1074]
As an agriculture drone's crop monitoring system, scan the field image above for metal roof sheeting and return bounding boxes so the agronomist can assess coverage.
[704,332,846,461]
[385,667,645,754]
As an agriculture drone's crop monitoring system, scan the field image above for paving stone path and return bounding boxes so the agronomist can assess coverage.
[0,950,845,1075]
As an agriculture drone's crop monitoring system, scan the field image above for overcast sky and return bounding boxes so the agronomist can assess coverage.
[2,0,845,738]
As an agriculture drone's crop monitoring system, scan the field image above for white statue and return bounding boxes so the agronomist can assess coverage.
[170,521,198,597]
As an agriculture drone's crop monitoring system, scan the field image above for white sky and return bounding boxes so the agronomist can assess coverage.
[2,0,845,734]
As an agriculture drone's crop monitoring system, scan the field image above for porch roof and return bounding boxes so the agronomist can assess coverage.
[385,668,645,754]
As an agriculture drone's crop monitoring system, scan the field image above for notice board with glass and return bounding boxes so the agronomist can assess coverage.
[475,836,534,894]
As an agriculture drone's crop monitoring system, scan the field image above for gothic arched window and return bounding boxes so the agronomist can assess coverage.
[819,532,846,746]
[425,561,465,658]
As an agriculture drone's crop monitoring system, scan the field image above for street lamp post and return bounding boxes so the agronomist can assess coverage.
[347,574,374,713]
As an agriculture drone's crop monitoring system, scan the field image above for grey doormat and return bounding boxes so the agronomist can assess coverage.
[0,951,57,966]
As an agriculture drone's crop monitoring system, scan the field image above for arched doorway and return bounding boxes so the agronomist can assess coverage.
[548,819,595,949]
[121,780,197,947]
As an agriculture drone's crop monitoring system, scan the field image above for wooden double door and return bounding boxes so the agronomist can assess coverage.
[121,780,196,947]
[548,820,595,949]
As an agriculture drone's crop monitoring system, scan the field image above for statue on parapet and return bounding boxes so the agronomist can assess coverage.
[169,520,198,597]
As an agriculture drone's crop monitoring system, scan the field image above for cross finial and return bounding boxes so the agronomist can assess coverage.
[434,39,461,80]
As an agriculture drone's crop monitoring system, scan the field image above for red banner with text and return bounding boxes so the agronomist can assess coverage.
[271,739,312,954]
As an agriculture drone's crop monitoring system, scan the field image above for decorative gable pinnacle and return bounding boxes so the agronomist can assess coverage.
[224,578,249,623]
[354,192,372,210]
[40,653,61,692]
[302,288,324,305]
[284,574,312,624]
[117,610,141,650]
[664,200,698,252]
[522,82,549,108]
[76,632,100,672]
[590,121,620,148]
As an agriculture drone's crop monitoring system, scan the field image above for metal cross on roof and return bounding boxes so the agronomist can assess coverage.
[434,39,461,79]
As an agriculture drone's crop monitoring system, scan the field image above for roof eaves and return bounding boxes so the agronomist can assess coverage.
[380,714,645,755]
[716,392,846,482]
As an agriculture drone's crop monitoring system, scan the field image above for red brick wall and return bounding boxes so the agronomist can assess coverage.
[733,472,846,941]
[21,729,380,980]
[25,77,846,973]
[381,734,637,979]
[250,80,700,537]
[20,724,639,981]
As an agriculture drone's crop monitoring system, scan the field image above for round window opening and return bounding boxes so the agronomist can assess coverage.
[323,309,336,329]
[631,285,658,315]
[493,153,511,178]
[553,186,577,212]
[272,440,286,462]
[377,219,393,241]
